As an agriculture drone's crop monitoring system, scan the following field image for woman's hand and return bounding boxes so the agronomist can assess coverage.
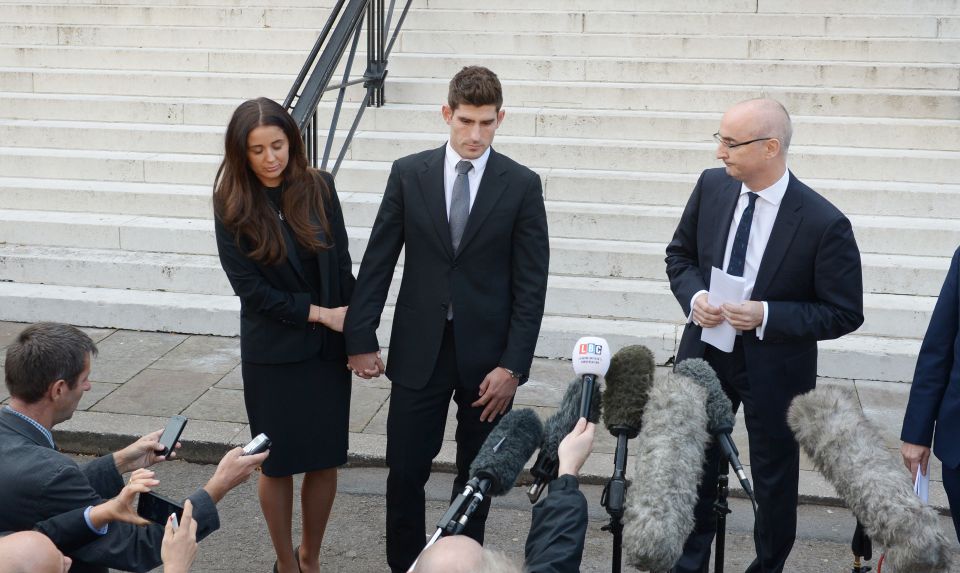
[309,305,348,333]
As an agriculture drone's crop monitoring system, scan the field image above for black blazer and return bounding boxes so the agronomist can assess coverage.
[901,246,960,469]
[344,145,550,390]
[524,475,588,573]
[665,168,864,436]
[215,170,356,364]
[0,409,219,573]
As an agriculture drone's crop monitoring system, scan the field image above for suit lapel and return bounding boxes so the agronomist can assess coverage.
[712,177,742,271]
[456,148,506,258]
[417,146,454,260]
[753,172,804,299]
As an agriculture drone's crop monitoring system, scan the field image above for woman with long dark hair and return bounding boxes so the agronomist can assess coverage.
[214,97,354,573]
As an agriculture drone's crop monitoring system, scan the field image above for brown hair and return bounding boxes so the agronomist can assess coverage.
[213,97,333,265]
[447,66,503,111]
[5,323,97,404]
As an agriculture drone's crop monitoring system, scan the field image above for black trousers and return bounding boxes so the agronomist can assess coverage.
[384,321,506,573]
[672,338,800,573]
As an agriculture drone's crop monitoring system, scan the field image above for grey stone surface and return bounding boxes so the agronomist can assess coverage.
[80,326,117,344]
[215,363,244,389]
[90,330,188,383]
[182,387,248,424]
[91,368,220,417]
[855,378,912,448]
[0,321,24,349]
[151,334,241,375]
[348,383,390,433]
[77,381,119,411]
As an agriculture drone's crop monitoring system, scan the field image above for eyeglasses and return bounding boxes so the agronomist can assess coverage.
[713,132,774,149]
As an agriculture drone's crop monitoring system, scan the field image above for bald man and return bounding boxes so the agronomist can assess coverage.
[413,536,520,573]
[0,531,72,573]
[666,98,863,572]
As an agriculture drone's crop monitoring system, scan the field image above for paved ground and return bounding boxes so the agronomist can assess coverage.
[81,459,959,573]
[1,319,955,560]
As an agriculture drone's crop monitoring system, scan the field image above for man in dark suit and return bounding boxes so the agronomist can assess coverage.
[343,66,550,572]
[901,245,960,543]
[665,98,864,573]
[0,322,266,573]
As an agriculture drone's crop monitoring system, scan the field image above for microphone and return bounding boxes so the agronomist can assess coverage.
[426,408,543,551]
[600,345,656,517]
[572,336,611,419]
[527,377,601,503]
[623,372,710,572]
[788,387,952,573]
[675,358,754,499]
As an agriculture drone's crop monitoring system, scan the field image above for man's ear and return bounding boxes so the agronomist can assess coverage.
[47,379,68,401]
[765,138,782,159]
[496,109,505,127]
[441,104,454,125]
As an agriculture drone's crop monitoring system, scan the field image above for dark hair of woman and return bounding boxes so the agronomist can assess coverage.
[213,97,332,265]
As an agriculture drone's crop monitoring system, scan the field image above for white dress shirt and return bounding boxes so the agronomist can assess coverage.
[443,141,490,218]
[690,168,790,340]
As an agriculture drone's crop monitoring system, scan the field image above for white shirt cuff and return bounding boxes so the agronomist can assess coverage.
[756,301,769,340]
[84,506,109,536]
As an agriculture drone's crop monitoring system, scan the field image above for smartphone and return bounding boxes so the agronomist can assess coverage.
[136,491,184,526]
[242,433,271,456]
[157,415,188,457]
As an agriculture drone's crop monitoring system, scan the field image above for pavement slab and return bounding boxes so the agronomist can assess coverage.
[90,367,220,417]
[150,334,241,375]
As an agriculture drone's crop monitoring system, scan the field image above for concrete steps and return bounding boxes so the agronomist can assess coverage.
[1,0,957,383]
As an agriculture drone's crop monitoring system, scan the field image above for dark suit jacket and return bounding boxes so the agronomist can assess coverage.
[524,474,588,573]
[665,168,864,435]
[0,409,219,573]
[901,246,960,470]
[344,145,550,389]
[215,170,355,364]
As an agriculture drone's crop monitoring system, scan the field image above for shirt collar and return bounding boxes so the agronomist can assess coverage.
[3,405,55,449]
[445,141,491,175]
[741,167,789,206]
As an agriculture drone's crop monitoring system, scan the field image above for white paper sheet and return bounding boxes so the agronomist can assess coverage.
[700,267,747,353]
[915,465,930,504]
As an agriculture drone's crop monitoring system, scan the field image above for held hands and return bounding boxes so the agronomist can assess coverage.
[309,305,349,333]
[161,499,198,573]
[89,469,159,528]
[901,442,931,480]
[114,429,178,474]
[471,367,519,423]
[347,351,384,379]
[558,417,596,478]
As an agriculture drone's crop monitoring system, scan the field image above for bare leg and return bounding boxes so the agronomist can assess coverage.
[259,474,297,573]
[298,468,338,573]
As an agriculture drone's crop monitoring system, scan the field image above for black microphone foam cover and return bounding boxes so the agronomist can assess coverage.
[675,358,735,435]
[602,344,655,435]
[469,408,544,496]
[789,387,952,573]
[542,378,601,458]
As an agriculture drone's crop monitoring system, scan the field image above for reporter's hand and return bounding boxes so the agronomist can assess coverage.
[161,499,198,573]
[558,417,596,477]
[203,447,269,503]
[114,429,178,474]
[88,469,159,528]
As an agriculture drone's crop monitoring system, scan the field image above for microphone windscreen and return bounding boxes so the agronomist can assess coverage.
[470,408,544,496]
[542,378,601,458]
[602,344,655,435]
[788,387,952,572]
[624,372,710,572]
[675,358,735,435]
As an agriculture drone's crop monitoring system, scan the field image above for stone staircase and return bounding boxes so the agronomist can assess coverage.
[1,0,958,383]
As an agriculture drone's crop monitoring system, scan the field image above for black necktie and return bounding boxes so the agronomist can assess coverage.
[726,192,759,277]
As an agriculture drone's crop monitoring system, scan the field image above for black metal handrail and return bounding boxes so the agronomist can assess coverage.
[283,0,414,175]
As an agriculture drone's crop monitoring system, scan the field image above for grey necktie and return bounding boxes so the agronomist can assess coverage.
[449,160,473,253]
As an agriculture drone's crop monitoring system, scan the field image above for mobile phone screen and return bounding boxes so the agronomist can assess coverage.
[137,491,184,526]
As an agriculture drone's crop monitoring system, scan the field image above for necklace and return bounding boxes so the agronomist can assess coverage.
[267,182,285,221]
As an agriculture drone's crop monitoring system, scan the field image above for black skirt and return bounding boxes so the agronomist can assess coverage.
[241,355,351,477]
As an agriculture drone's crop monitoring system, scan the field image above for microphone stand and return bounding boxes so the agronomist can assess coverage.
[601,426,635,573]
[850,519,873,572]
[713,458,732,573]
[422,478,490,552]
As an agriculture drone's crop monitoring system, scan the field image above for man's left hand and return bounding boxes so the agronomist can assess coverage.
[721,301,764,331]
[114,429,175,474]
[471,367,519,422]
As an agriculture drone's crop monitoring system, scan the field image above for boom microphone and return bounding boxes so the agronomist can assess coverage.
[624,372,710,572]
[675,358,754,499]
[527,378,601,503]
[788,387,952,573]
[572,336,611,419]
[424,407,543,556]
